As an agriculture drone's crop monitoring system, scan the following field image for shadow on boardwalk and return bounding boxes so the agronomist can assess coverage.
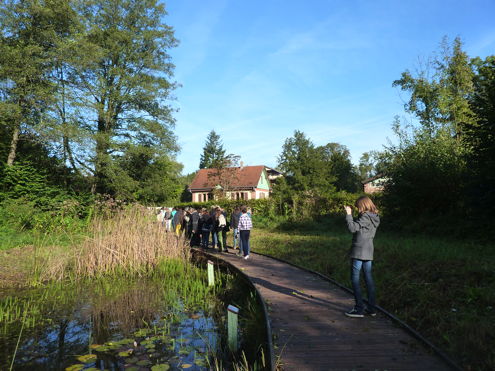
[203,248,454,371]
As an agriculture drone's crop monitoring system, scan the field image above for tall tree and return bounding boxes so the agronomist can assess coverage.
[68,0,179,194]
[199,130,226,169]
[277,130,335,196]
[384,37,475,219]
[466,56,495,213]
[318,142,359,192]
[393,36,476,140]
[0,0,74,166]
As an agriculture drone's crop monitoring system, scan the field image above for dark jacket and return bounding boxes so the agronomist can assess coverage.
[346,212,380,260]
[200,214,212,231]
[191,211,200,231]
[173,209,184,228]
[230,211,241,229]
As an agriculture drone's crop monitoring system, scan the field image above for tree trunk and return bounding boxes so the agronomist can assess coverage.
[6,122,20,166]
[95,115,111,194]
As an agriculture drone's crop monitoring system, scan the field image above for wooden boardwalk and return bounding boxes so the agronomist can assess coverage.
[203,248,453,371]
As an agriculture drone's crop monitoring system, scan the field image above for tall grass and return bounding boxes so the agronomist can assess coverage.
[70,206,188,278]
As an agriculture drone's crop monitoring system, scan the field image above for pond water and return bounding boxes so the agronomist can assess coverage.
[0,256,235,371]
[0,258,270,371]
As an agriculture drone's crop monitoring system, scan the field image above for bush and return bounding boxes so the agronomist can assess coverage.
[174,191,362,220]
[0,162,93,233]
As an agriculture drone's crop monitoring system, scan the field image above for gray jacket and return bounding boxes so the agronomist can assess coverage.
[346,212,380,261]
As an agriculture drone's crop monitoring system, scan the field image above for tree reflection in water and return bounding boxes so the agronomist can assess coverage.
[1,278,219,370]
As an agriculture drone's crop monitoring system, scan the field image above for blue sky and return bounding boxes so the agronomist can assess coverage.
[165,0,495,174]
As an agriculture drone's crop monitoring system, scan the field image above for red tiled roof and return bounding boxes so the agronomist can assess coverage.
[189,166,266,191]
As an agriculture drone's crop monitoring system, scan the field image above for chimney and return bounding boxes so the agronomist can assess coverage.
[240,161,244,170]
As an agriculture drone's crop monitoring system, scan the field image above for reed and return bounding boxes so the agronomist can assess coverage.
[72,206,189,278]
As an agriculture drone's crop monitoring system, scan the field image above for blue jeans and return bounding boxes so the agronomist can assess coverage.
[240,230,250,256]
[211,230,218,247]
[351,259,376,312]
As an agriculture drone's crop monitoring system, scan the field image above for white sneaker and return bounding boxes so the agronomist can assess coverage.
[244,255,250,260]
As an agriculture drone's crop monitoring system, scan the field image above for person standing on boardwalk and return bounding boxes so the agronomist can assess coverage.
[230,206,241,250]
[171,207,177,231]
[200,208,212,249]
[173,207,184,236]
[214,207,227,252]
[238,206,252,260]
[164,208,172,232]
[221,207,228,250]
[190,208,201,246]
[344,196,380,318]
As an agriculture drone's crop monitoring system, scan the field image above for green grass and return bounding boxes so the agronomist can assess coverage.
[0,224,87,251]
[250,216,495,371]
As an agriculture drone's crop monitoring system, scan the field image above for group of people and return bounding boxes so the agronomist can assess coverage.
[156,205,253,259]
[157,195,381,319]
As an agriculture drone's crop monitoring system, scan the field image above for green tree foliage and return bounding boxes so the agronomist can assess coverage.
[384,37,480,227]
[0,0,182,204]
[318,143,359,192]
[199,130,227,169]
[0,0,74,166]
[69,0,179,194]
[277,130,336,196]
[274,131,361,217]
[393,37,476,139]
[466,56,495,213]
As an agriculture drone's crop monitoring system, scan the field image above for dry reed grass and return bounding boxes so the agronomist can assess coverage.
[73,206,188,278]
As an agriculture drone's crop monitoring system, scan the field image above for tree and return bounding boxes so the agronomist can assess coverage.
[67,0,179,194]
[393,36,476,140]
[207,153,241,199]
[199,130,226,169]
[384,37,475,220]
[277,130,335,196]
[466,56,495,213]
[318,143,359,192]
[0,0,74,166]
[358,152,375,180]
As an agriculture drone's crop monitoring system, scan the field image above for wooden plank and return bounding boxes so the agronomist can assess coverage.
[207,249,453,371]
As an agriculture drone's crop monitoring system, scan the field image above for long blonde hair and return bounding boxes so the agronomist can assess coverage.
[355,196,378,214]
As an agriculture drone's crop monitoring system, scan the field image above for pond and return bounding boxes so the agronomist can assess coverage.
[0,258,269,370]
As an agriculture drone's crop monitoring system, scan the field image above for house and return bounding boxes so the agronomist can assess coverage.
[189,165,273,202]
[264,166,284,186]
[362,174,388,194]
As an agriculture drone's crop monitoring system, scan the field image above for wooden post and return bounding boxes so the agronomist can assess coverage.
[207,260,214,286]
[227,305,239,351]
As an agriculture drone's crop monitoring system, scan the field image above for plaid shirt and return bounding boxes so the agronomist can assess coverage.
[238,213,252,230]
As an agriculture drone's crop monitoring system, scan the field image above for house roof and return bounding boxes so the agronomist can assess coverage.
[361,173,386,184]
[189,165,266,191]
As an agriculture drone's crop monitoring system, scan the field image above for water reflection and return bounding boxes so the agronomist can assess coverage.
[0,278,219,370]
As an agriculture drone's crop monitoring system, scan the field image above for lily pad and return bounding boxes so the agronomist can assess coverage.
[118,351,131,357]
[76,354,97,363]
[181,364,193,369]
[94,345,110,352]
[134,328,150,337]
[151,364,171,371]
[65,364,85,371]
[194,358,206,367]
[127,357,139,363]
[136,359,151,366]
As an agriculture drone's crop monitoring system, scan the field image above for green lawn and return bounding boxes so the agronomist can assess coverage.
[249,217,495,371]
